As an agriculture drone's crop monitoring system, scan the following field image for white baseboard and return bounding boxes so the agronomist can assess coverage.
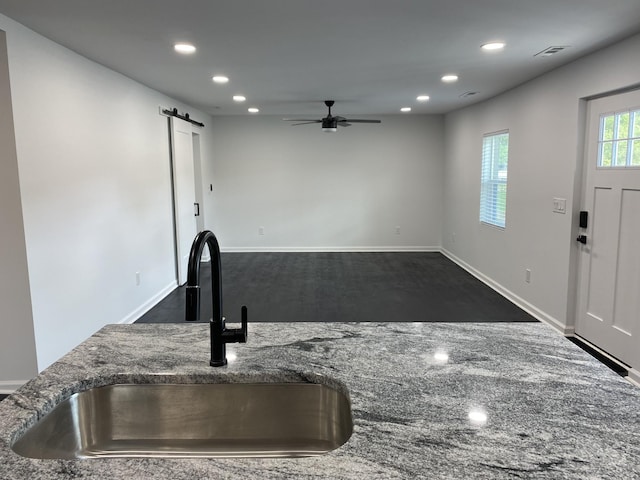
[0,380,29,394]
[221,246,441,253]
[118,281,178,325]
[440,248,570,334]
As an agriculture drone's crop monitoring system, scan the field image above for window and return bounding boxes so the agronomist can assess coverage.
[480,131,509,228]
[598,109,640,167]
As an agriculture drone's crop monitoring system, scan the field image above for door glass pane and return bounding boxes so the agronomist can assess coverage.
[633,111,640,138]
[616,112,630,139]
[598,110,640,168]
[600,142,613,167]
[602,115,614,141]
[615,140,629,166]
[632,140,640,166]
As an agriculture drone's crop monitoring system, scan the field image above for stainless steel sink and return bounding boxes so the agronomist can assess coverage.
[11,382,353,459]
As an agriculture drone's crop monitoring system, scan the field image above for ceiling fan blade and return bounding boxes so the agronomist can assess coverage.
[343,119,382,123]
[283,119,321,122]
[337,121,352,127]
[291,121,322,126]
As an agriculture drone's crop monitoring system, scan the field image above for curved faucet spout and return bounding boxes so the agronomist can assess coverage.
[185,231,223,324]
[184,230,247,366]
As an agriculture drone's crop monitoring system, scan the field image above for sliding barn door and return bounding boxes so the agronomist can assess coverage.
[170,117,198,285]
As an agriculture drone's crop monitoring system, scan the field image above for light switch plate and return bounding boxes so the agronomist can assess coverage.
[553,197,566,214]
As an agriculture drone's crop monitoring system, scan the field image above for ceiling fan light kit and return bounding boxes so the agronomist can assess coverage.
[284,100,381,133]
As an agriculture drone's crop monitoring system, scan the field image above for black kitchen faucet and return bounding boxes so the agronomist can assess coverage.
[185,230,247,366]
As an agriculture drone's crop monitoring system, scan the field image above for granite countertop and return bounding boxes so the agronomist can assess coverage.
[1,322,639,479]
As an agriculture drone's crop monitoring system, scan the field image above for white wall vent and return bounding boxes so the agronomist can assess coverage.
[534,46,569,57]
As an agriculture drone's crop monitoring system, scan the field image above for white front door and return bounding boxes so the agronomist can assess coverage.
[576,89,640,370]
[170,117,198,285]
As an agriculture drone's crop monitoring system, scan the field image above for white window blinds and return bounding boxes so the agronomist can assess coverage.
[480,131,509,228]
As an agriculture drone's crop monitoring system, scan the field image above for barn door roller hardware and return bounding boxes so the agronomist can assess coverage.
[161,107,204,127]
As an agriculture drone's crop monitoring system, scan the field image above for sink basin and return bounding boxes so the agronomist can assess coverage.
[11,382,353,459]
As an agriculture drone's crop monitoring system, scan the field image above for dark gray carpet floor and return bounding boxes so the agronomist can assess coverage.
[136,252,537,324]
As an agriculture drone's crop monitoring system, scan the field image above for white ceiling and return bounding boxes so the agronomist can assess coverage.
[1,0,640,117]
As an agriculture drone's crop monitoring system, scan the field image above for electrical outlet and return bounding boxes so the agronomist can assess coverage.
[525,269,531,284]
[135,271,141,286]
[395,226,401,235]
[258,226,264,235]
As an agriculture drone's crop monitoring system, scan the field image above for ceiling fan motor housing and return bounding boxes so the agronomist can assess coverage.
[322,117,337,129]
[285,100,380,131]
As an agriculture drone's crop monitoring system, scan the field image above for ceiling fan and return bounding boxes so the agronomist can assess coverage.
[284,100,381,132]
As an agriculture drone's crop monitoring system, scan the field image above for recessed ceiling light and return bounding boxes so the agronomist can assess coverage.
[416,95,430,102]
[233,95,246,102]
[441,74,459,83]
[174,43,196,54]
[481,42,506,51]
[248,107,259,113]
[212,76,229,84]
[401,107,412,112]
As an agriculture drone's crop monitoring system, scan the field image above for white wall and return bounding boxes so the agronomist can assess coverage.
[442,32,640,331]
[206,114,444,251]
[0,30,38,390]
[0,14,215,372]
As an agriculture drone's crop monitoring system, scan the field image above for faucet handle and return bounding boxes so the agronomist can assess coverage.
[222,305,248,343]
[239,305,248,342]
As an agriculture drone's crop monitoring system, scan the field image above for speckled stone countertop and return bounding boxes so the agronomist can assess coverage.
[1,322,639,479]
